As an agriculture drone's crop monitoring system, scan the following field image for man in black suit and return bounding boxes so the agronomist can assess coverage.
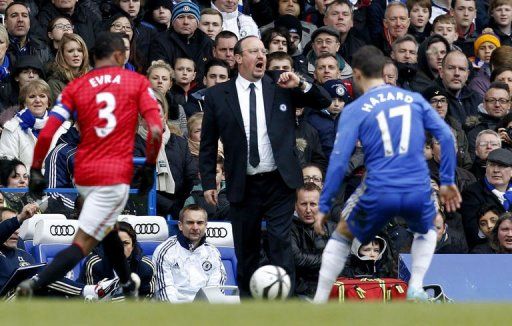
[199,35,331,297]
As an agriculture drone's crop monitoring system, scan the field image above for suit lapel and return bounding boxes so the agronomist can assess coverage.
[225,79,245,132]
[262,75,275,124]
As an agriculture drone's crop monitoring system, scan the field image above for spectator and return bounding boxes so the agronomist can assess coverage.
[211,0,258,39]
[199,8,223,40]
[411,34,450,92]
[472,204,503,249]
[146,60,187,136]
[306,26,352,79]
[5,2,51,64]
[302,163,324,189]
[273,14,309,75]
[0,158,31,213]
[470,130,502,181]
[431,14,459,46]
[213,31,237,72]
[382,59,399,86]
[407,0,432,44]
[377,2,410,56]
[437,50,482,125]
[262,26,293,55]
[421,85,472,169]
[291,183,335,298]
[322,0,365,65]
[0,24,12,113]
[497,112,512,150]
[491,67,512,97]
[134,91,197,219]
[80,221,156,298]
[308,78,352,158]
[434,211,468,253]
[36,0,99,50]
[340,236,394,278]
[461,148,512,249]
[488,0,512,46]
[153,205,226,302]
[107,12,134,42]
[313,53,341,85]
[45,16,74,59]
[184,156,229,220]
[46,33,90,100]
[468,33,501,96]
[466,82,510,158]
[150,1,213,82]
[171,57,197,107]
[185,58,230,117]
[427,134,476,193]
[472,211,512,253]
[390,35,421,90]
[451,0,477,57]
[44,123,78,217]
[144,0,172,32]
[0,80,51,167]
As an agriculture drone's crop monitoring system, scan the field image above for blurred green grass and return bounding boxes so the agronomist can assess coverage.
[1,300,509,325]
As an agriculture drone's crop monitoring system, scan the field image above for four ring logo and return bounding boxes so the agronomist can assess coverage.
[50,225,76,236]
[134,223,160,235]
[206,227,228,238]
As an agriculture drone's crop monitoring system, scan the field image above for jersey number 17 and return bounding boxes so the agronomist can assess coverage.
[376,104,411,157]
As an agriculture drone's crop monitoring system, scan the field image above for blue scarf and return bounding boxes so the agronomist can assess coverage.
[16,108,48,138]
[484,177,512,210]
[0,55,10,81]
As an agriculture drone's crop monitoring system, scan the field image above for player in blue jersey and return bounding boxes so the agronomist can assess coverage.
[312,46,462,303]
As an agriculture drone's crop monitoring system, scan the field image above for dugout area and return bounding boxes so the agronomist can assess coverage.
[2,301,509,325]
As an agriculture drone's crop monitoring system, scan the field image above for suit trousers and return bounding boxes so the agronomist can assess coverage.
[229,170,296,297]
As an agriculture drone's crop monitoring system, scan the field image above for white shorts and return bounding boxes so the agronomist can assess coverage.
[76,184,130,241]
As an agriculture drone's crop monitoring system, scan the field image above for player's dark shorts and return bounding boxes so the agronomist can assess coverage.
[341,182,436,244]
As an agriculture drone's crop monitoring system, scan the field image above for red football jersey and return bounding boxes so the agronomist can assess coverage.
[52,66,160,186]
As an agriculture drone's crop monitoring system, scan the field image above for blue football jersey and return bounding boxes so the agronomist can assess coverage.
[319,84,456,213]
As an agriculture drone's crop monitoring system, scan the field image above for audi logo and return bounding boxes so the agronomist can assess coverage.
[134,223,160,235]
[50,225,76,236]
[207,227,228,238]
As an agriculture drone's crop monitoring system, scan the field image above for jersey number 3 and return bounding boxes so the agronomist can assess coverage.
[95,92,117,138]
[376,104,411,157]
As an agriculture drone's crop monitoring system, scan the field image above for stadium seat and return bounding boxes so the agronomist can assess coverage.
[118,215,168,258]
[32,219,82,280]
[217,246,238,286]
[19,214,66,255]
[205,222,234,247]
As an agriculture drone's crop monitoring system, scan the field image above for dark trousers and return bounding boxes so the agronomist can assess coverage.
[229,170,296,297]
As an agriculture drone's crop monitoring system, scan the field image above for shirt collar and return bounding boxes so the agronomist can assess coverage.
[236,74,262,91]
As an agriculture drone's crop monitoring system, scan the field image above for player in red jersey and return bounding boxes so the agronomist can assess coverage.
[16,32,163,298]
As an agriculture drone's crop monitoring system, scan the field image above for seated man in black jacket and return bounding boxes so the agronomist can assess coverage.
[291,182,335,298]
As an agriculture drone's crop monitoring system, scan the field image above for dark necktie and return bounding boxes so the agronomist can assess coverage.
[249,83,260,168]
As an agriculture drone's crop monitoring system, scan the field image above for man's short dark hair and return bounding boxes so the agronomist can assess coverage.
[450,0,476,9]
[214,30,238,47]
[296,182,322,196]
[205,58,230,75]
[488,81,510,94]
[351,45,387,78]
[5,1,29,16]
[391,34,418,52]
[234,35,259,55]
[0,207,17,220]
[325,0,354,16]
[179,204,207,223]
[91,32,126,61]
[266,51,293,68]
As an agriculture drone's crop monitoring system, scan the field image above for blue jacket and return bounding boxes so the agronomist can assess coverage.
[0,217,35,290]
[307,109,340,159]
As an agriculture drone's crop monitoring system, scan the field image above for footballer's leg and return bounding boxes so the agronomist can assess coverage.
[404,190,437,301]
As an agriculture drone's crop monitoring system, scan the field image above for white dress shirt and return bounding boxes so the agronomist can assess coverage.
[236,75,277,175]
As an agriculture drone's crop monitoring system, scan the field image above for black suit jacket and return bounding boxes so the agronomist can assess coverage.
[199,75,331,203]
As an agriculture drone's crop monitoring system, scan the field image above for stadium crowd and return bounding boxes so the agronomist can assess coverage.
[1,0,512,300]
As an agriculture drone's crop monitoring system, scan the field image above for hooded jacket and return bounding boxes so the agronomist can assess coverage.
[435,78,482,126]
[341,236,393,278]
[410,35,451,93]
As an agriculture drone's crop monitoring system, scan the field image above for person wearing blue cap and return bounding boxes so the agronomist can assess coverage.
[150,0,213,82]
[308,79,353,158]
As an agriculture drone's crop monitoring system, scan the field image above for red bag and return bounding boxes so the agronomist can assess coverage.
[329,277,408,302]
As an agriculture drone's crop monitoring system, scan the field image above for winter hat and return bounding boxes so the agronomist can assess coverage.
[275,15,303,41]
[474,33,501,57]
[421,85,448,102]
[322,79,352,103]
[171,1,200,24]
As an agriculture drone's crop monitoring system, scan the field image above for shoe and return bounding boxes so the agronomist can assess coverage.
[16,279,36,298]
[96,278,120,300]
[406,286,429,302]
[121,273,140,299]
